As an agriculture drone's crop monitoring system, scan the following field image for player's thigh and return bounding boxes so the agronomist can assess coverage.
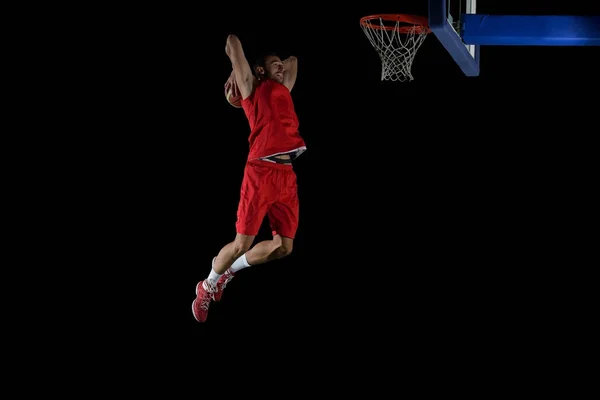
[268,200,299,239]
[235,163,273,235]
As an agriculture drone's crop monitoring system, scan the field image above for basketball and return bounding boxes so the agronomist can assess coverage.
[226,88,242,108]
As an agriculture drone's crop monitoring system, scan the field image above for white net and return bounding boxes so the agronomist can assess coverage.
[361,17,429,82]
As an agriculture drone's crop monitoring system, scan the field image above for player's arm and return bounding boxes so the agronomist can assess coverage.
[225,34,254,99]
[282,56,298,92]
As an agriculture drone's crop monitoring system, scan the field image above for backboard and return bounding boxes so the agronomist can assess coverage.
[429,0,480,76]
[361,0,600,80]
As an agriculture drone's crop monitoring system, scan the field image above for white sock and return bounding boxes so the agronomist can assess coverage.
[206,269,222,287]
[230,254,251,273]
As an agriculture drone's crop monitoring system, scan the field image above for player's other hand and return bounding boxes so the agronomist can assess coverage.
[224,70,239,98]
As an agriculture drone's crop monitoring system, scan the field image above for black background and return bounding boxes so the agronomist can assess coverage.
[38,0,598,385]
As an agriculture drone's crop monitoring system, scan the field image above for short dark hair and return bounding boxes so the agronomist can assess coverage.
[252,51,278,75]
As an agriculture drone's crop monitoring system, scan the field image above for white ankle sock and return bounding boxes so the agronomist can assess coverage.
[206,268,222,287]
[230,254,250,273]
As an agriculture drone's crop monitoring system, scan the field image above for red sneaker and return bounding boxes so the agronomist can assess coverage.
[192,280,216,322]
[214,268,235,302]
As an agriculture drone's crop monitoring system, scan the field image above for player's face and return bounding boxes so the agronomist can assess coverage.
[264,56,284,83]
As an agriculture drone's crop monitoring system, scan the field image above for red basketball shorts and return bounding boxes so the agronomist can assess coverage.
[235,159,299,239]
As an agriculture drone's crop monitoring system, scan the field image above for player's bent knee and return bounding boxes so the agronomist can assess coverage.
[233,234,253,257]
[275,244,292,258]
[233,243,251,258]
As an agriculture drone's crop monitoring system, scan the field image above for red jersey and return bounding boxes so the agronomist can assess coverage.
[241,79,306,162]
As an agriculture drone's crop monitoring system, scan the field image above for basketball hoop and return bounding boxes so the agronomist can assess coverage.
[360,14,431,82]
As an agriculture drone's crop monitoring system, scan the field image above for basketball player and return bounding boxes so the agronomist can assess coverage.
[192,34,307,322]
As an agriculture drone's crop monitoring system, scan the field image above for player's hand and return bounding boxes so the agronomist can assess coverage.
[224,70,239,98]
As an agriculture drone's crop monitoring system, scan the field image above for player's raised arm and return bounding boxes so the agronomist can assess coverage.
[225,34,254,100]
[282,56,298,92]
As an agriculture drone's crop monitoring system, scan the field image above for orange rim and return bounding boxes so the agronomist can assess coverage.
[360,14,431,34]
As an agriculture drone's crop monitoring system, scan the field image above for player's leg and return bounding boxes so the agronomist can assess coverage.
[245,165,299,265]
[192,161,268,319]
[218,225,293,284]
[209,160,268,278]
[224,164,298,272]
[243,233,293,265]
[193,234,258,321]
[212,233,255,274]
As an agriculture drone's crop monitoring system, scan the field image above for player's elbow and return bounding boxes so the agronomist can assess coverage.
[226,34,239,47]
[225,34,242,56]
[225,36,233,54]
[284,56,297,67]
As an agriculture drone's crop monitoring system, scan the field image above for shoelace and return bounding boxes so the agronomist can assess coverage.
[200,281,216,310]
[218,270,234,291]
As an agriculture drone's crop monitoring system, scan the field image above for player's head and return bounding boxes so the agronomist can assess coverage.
[253,52,284,83]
